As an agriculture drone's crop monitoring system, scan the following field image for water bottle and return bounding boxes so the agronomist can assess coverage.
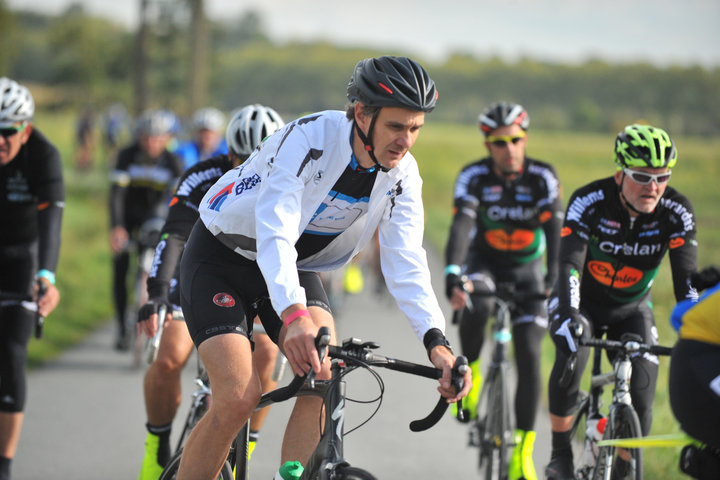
[584,414,607,464]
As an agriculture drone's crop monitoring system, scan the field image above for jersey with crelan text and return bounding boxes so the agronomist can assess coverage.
[445,156,563,268]
[558,176,697,319]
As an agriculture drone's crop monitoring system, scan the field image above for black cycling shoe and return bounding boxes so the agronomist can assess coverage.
[545,453,575,480]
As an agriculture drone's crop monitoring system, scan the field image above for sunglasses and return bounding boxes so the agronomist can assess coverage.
[487,131,525,147]
[0,123,26,138]
[623,168,671,185]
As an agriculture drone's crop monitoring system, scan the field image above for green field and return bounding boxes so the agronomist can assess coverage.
[28,111,720,478]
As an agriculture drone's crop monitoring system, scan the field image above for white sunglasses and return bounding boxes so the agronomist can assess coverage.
[623,168,671,185]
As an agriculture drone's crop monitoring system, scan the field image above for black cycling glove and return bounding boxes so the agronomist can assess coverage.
[690,266,720,292]
[138,297,173,324]
[445,273,463,300]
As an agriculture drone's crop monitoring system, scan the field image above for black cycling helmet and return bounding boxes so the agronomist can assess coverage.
[347,56,438,112]
[478,101,529,136]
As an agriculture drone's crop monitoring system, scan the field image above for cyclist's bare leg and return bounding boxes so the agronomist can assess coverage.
[280,305,336,465]
[250,321,280,433]
[0,412,23,458]
[177,333,260,480]
[549,414,573,433]
[144,320,195,425]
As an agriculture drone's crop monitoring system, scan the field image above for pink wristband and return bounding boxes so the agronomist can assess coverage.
[284,309,310,327]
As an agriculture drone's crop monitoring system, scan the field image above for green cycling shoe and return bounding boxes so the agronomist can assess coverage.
[508,429,538,480]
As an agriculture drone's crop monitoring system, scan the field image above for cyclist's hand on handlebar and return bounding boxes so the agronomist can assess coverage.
[445,273,463,300]
[110,225,129,254]
[552,316,583,355]
[281,308,324,377]
[34,279,59,317]
[137,297,172,337]
[691,265,720,292]
[429,346,471,402]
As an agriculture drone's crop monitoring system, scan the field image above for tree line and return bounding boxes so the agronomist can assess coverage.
[2,2,718,136]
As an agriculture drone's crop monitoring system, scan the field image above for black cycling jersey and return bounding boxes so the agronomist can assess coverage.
[109,142,184,229]
[557,176,697,321]
[295,162,378,260]
[147,155,233,300]
[1,127,64,414]
[0,128,64,272]
[445,156,563,277]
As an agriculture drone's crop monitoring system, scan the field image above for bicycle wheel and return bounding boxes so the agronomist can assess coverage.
[568,394,594,480]
[332,464,378,480]
[159,449,234,480]
[478,365,512,479]
[592,404,643,480]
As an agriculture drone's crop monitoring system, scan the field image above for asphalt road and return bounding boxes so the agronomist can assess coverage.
[14,246,551,479]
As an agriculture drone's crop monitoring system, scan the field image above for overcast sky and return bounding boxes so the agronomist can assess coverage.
[8,0,720,68]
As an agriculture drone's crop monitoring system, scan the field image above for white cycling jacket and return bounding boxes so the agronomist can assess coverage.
[199,110,445,341]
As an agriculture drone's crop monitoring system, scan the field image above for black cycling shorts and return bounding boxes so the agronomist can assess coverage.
[670,339,720,449]
[180,222,330,348]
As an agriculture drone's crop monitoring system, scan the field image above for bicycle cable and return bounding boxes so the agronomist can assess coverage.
[319,360,386,436]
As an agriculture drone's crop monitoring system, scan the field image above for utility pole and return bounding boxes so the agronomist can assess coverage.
[134,0,150,115]
[187,0,208,113]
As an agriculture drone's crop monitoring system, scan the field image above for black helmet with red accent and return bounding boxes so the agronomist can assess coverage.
[347,56,438,112]
[478,101,529,136]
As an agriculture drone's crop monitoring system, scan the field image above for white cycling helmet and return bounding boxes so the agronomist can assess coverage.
[136,109,178,137]
[192,107,225,132]
[0,77,35,127]
[226,104,284,156]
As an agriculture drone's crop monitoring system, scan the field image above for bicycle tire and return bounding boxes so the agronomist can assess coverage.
[158,449,233,480]
[478,365,512,480]
[332,465,379,480]
[592,404,643,480]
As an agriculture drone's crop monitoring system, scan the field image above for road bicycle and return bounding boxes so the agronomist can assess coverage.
[453,279,546,479]
[558,326,673,480]
[0,280,46,338]
[159,327,468,480]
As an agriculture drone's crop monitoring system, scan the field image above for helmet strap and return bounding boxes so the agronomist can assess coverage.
[619,173,644,216]
[353,112,389,173]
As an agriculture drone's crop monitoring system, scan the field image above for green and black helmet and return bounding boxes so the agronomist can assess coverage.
[613,124,677,169]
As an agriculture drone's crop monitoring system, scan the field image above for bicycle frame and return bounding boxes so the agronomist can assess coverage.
[571,331,672,480]
[230,330,467,480]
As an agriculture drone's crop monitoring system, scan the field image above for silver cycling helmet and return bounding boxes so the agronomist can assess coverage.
[478,101,529,136]
[192,107,225,132]
[226,104,285,156]
[0,77,35,127]
[136,109,178,137]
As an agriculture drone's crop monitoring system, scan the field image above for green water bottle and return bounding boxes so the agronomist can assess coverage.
[274,460,304,480]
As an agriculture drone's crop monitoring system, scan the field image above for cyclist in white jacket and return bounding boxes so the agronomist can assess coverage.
[175,56,471,480]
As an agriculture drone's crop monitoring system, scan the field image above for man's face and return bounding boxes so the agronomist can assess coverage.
[485,124,527,177]
[140,133,171,159]
[615,166,670,214]
[196,128,221,154]
[356,106,425,170]
[0,122,32,166]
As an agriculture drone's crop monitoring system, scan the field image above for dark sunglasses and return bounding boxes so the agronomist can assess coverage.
[0,123,26,138]
[623,168,671,185]
[487,132,525,147]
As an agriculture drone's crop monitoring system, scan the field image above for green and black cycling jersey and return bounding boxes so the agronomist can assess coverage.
[557,176,697,320]
[445,155,563,273]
